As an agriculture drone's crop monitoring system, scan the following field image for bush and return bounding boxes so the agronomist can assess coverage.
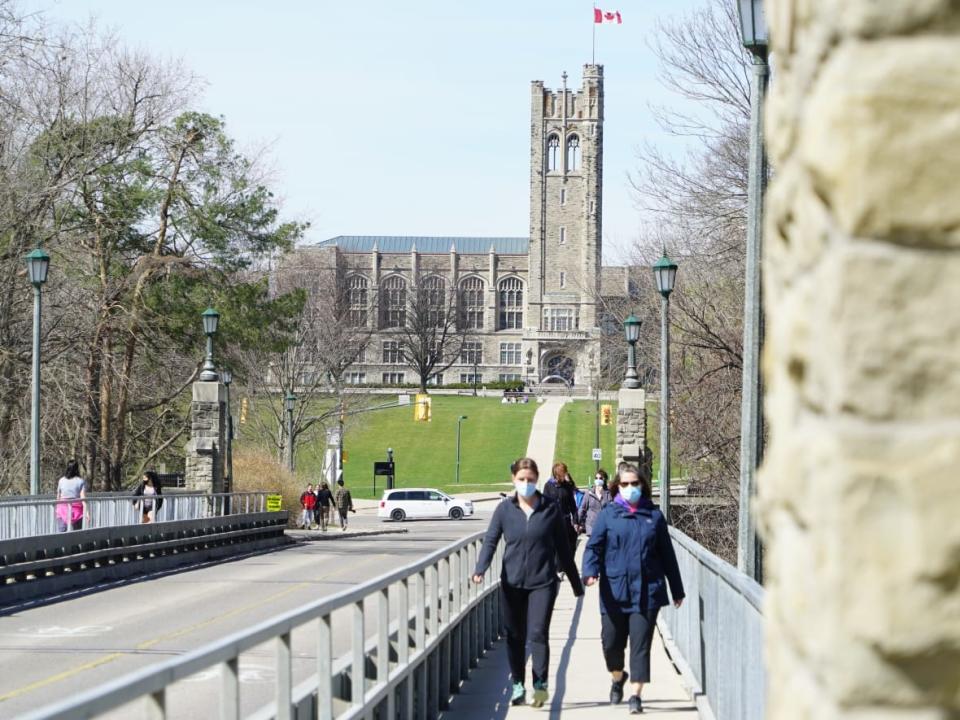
[231,447,308,526]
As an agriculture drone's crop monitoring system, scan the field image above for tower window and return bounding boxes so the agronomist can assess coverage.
[497,277,524,330]
[458,276,485,329]
[346,274,368,326]
[566,135,581,172]
[559,271,566,288]
[560,188,566,205]
[546,134,560,172]
[380,275,406,328]
[559,227,566,245]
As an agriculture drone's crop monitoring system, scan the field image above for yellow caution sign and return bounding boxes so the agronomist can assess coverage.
[239,397,249,425]
[414,394,432,422]
[266,494,283,512]
[600,404,614,426]
[342,451,348,463]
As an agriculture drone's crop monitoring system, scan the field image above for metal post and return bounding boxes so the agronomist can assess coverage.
[659,293,671,523]
[737,52,769,582]
[455,418,463,484]
[472,359,477,396]
[624,341,640,389]
[224,383,233,494]
[286,404,294,473]
[338,398,345,476]
[594,371,601,471]
[30,285,42,495]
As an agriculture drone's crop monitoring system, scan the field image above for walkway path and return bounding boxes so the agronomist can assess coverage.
[525,398,568,480]
[441,544,699,719]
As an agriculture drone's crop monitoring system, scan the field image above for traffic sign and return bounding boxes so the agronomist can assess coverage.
[592,448,602,461]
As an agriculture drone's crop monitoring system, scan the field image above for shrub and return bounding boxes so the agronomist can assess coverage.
[232,447,308,526]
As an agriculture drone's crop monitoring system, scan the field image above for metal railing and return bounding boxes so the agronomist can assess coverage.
[22,530,503,720]
[659,526,765,720]
[0,492,268,541]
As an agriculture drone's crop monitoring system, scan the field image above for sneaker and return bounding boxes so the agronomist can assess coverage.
[628,695,643,714]
[510,682,525,705]
[531,681,548,708]
[610,671,628,704]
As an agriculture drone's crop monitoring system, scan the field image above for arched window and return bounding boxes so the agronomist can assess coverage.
[566,134,580,172]
[380,275,406,328]
[421,275,446,327]
[546,134,560,172]
[346,274,368,326]
[498,277,523,330]
[459,277,485,329]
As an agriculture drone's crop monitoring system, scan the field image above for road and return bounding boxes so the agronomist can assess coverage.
[0,509,495,719]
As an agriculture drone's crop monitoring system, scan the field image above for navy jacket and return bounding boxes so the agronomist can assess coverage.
[474,493,584,596]
[581,498,684,614]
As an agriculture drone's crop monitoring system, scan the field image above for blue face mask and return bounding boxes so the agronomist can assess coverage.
[620,485,642,505]
[515,481,537,498]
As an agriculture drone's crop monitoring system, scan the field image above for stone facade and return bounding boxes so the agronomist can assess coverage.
[615,388,649,480]
[289,65,625,389]
[761,2,960,717]
[184,381,226,493]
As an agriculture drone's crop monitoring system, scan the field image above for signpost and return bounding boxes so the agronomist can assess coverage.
[373,460,395,496]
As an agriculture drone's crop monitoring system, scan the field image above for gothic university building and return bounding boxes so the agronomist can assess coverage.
[291,64,628,388]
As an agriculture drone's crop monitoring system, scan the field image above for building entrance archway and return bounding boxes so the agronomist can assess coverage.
[540,353,575,385]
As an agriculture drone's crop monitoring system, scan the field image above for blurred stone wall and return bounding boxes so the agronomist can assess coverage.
[761,1,960,717]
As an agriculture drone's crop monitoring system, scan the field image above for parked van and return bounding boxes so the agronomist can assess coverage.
[378,488,474,522]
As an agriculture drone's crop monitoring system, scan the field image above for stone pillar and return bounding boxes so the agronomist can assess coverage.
[184,381,226,493]
[615,388,649,481]
[761,3,960,718]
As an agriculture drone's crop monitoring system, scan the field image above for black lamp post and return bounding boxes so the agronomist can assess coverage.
[222,368,233,493]
[653,250,678,523]
[456,415,468,484]
[200,307,220,382]
[736,0,769,581]
[622,314,641,389]
[26,248,50,495]
[285,392,296,472]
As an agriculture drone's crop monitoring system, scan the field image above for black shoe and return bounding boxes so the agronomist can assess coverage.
[610,671,628,704]
[628,695,643,714]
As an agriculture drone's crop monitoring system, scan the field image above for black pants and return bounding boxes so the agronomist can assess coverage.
[500,581,559,685]
[601,607,660,683]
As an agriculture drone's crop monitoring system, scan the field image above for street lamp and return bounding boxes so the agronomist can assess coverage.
[200,307,220,382]
[472,358,478,397]
[653,250,678,523]
[387,447,394,490]
[622,314,641,389]
[26,248,50,495]
[736,0,769,582]
[285,392,296,472]
[222,368,233,493]
[456,416,468,484]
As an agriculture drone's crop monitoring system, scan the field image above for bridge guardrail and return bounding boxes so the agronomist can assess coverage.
[0,492,268,541]
[20,530,504,720]
[659,526,765,720]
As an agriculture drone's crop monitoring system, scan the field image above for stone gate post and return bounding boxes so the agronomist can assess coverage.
[615,388,650,482]
[184,380,226,493]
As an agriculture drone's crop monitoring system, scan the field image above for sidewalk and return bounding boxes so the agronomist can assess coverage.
[526,397,569,478]
[442,556,699,719]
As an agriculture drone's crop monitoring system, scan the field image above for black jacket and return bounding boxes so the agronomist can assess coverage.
[315,488,334,508]
[131,481,163,511]
[543,478,578,525]
[474,493,584,595]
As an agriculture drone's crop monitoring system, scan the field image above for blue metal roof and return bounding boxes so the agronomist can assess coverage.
[314,235,529,255]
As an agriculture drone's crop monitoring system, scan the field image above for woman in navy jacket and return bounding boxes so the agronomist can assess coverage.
[582,464,684,715]
[474,457,584,708]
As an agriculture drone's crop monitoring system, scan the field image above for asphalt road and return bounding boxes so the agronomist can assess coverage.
[0,508,496,719]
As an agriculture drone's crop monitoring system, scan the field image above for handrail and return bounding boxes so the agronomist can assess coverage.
[21,529,504,720]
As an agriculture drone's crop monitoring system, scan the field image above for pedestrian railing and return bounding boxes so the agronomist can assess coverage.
[659,526,766,720]
[0,492,268,541]
[21,530,504,720]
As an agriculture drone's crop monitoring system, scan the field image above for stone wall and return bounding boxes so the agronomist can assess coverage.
[761,2,960,717]
[184,381,226,493]
[615,388,649,481]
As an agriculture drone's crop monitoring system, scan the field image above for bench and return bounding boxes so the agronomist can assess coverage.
[501,391,534,403]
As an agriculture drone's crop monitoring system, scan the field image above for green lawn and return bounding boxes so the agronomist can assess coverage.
[553,401,618,486]
[292,395,538,499]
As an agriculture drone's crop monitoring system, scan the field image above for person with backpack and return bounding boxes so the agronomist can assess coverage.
[299,484,316,529]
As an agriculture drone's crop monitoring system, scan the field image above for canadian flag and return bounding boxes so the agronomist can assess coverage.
[594,8,622,24]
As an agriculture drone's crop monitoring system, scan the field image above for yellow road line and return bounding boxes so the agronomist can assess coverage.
[0,554,385,703]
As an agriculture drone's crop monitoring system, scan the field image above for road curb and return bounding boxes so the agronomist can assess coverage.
[288,528,409,542]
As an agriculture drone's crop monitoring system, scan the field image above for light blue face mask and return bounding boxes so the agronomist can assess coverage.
[620,485,642,505]
[515,481,537,498]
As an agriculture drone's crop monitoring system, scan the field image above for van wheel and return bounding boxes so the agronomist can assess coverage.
[449,507,464,520]
[390,509,406,522]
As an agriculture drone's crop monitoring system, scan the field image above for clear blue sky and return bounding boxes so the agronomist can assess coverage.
[32,1,704,262]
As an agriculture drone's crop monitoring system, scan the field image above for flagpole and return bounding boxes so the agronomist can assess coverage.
[592,4,596,64]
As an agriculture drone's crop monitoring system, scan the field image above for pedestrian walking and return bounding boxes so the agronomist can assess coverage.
[543,461,580,546]
[334,477,355,531]
[55,460,89,532]
[473,457,584,708]
[577,468,611,536]
[299,484,316,529]
[132,471,164,524]
[582,464,685,714]
[315,482,334,531]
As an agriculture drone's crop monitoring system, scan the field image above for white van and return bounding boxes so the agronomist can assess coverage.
[378,488,474,522]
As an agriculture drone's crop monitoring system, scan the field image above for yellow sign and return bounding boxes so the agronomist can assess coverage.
[342,451,348,463]
[239,397,249,425]
[414,394,432,422]
[600,404,613,426]
[266,494,283,512]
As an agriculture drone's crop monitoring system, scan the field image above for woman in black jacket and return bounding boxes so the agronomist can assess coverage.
[473,457,584,708]
[582,464,684,714]
[131,471,163,524]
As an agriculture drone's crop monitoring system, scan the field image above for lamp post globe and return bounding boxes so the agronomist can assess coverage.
[199,307,220,382]
[622,313,642,389]
[737,0,768,58]
[26,247,51,495]
[653,251,678,297]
